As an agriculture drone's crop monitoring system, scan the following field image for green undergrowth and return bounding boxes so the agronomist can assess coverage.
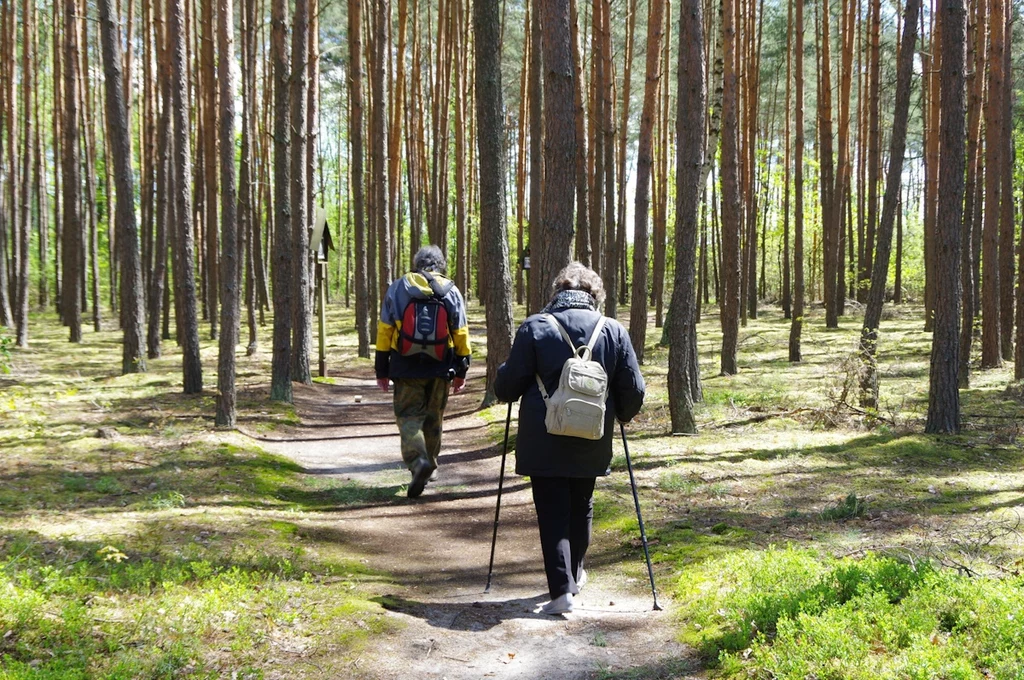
[0,311,403,678]
[0,540,389,679]
[674,548,1024,679]
[605,304,1024,676]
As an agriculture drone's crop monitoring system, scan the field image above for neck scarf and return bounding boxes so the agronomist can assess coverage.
[543,289,597,313]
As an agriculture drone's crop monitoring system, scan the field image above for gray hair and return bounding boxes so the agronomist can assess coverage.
[413,245,447,273]
[550,262,606,306]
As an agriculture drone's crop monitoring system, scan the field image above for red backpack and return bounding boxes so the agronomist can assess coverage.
[398,272,455,361]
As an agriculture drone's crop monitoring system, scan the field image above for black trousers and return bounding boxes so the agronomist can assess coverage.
[530,476,596,599]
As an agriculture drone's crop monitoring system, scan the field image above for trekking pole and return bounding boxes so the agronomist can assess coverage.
[484,402,514,593]
[620,421,662,611]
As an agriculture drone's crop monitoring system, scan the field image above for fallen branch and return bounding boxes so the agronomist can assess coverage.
[706,408,811,430]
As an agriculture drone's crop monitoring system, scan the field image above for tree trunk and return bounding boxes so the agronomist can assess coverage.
[13,0,32,346]
[527,0,544,312]
[719,0,741,375]
[169,0,202,393]
[241,0,258,355]
[668,0,705,433]
[149,0,171,358]
[980,0,1003,368]
[79,3,102,332]
[858,0,919,408]
[600,0,615,317]
[216,0,240,425]
[926,0,965,433]
[372,0,392,306]
[959,0,983,387]
[62,0,83,342]
[787,0,804,362]
[922,8,941,332]
[862,0,881,298]
[474,0,515,406]
[782,0,792,319]
[515,1,529,303]
[570,0,589,266]
[629,0,666,364]
[290,0,312,384]
[270,0,293,399]
[99,0,147,373]
[997,9,1013,362]
[538,0,576,296]
[652,6,671,327]
[51,0,64,320]
[614,0,637,309]
[350,0,370,357]
[202,0,219,340]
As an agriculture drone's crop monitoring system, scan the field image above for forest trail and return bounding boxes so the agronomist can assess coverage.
[250,366,699,680]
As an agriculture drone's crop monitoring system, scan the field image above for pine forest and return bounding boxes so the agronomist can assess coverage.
[5,0,1024,675]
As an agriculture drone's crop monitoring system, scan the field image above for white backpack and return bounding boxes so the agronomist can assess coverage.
[535,314,609,440]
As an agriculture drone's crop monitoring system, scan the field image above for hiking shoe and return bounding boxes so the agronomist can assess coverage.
[541,593,574,616]
[576,568,588,592]
[428,468,439,483]
[407,457,436,498]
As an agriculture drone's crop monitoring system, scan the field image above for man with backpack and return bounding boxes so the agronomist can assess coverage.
[376,245,471,498]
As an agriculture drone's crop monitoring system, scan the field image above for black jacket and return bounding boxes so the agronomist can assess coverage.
[494,307,645,478]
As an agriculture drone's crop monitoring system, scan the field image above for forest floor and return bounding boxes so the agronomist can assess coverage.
[250,369,694,680]
[1,300,1023,678]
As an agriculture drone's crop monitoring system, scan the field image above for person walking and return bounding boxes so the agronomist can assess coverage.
[494,263,645,615]
[376,245,472,498]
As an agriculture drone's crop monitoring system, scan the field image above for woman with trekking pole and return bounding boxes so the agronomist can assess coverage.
[492,263,646,615]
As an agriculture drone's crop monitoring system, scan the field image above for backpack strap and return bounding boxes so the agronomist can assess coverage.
[421,270,455,299]
[584,317,608,354]
[534,314,606,398]
[541,314,577,352]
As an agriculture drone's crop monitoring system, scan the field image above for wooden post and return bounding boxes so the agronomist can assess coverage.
[318,260,328,377]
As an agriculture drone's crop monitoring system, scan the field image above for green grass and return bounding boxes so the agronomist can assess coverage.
[594,303,1024,677]
[6,297,1024,678]
[0,310,400,678]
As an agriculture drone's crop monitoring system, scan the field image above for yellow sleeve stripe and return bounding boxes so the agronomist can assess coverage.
[451,326,471,357]
[376,322,397,353]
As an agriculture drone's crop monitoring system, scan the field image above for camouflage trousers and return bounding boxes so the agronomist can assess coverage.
[392,377,450,470]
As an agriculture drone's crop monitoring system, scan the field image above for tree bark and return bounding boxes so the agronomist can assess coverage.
[570,0,589,266]
[474,0,515,406]
[527,0,544,312]
[149,0,171,358]
[959,0,982,387]
[629,0,666,364]
[216,0,240,425]
[997,9,1013,362]
[858,0,920,409]
[862,0,881,297]
[538,0,576,296]
[169,0,202,393]
[241,0,258,355]
[925,0,966,434]
[290,0,312,384]
[371,0,392,305]
[719,0,741,375]
[787,0,804,362]
[350,0,370,358]
[62,0,83,342]
[270,0,293,400]
[202,0,219,340]
[980,0,1003,368]
[668,0,706,433]
[99,0,147,373]
[14,0,33,347]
